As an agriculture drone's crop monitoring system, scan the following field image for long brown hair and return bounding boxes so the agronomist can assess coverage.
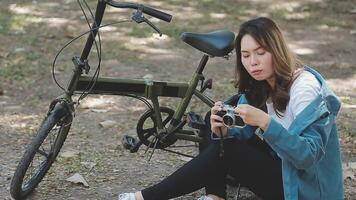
[234,17,303,117]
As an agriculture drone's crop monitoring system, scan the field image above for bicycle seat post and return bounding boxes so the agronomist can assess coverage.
[196,54,209,75]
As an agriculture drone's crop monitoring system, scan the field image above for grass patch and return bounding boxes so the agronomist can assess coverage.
[0,9,11,33]
[127,25,153,38]
[24,33,39,45]
[268,0,355,29]
[160,24,189,39]
[59,149,114,174]
[0,13,42,34]
[9,15,33,32]
[0,66,25,78]
[0,51,44,79]
[127,22,189,40]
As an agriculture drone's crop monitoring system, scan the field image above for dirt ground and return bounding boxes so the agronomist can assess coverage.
[0,0,355,199]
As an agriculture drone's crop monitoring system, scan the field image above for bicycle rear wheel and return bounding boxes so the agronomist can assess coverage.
[10,103,72,200]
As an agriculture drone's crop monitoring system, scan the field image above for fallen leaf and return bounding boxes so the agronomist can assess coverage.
[91,109,108,113]
[60,150,80,158]
[66,173,89,187]
[99,120,116,128]
[14,48,25,53]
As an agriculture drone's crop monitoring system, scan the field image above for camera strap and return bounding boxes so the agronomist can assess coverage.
[218,127,224,158]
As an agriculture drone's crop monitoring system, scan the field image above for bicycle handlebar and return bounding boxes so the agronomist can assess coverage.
[104,0,172,22]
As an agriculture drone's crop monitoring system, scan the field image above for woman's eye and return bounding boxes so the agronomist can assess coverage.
[242,54,250,58]
[257,51,266,55]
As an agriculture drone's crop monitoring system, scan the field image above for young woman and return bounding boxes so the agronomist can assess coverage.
[118,17,344,200]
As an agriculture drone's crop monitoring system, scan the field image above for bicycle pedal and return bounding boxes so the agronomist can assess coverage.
[186,112,206,129]
[121,135,138,151]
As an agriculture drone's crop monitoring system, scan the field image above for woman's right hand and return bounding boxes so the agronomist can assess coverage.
[210,101,228,137]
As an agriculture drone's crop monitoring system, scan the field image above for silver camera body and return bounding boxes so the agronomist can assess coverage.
[216,104,246,128]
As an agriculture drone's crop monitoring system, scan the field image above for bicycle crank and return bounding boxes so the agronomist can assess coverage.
[136,107,177,149]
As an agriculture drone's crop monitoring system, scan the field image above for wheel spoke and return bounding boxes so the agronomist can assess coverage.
[13,113,72,196]
[49,127,56,147]
[49,124,60,151]
[36,149,49,158]
[24,153,44,187]
[25,159,34,182]
[27,123,58,183]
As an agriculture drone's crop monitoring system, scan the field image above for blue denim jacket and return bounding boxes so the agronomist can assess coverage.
[226,66,344,200]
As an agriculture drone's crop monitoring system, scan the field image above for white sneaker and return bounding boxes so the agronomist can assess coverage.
[118,193,136,200]
[197,196,214,200]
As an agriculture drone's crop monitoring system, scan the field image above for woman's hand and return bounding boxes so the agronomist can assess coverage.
[210,101,228,137]
[235,104,271,131]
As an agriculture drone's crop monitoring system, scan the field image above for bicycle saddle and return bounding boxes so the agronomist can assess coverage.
[180,30,235,57]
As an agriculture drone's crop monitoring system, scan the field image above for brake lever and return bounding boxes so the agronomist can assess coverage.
[144,18,162,36]
[132,5,162,36]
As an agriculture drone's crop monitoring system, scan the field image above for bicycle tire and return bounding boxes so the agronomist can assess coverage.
[10,106,72,200]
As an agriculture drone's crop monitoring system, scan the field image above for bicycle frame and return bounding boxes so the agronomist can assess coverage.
[9,1,220,199]
[56,0,215,144]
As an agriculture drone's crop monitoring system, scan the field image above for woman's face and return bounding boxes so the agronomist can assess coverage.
[240,34,275,84]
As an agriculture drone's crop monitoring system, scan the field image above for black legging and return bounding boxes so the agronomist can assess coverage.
[141,114,284,200]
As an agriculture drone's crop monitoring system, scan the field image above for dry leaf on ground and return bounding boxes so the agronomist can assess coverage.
[66,173,90,187]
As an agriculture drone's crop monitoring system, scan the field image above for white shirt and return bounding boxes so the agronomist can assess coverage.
[266,70,321,130]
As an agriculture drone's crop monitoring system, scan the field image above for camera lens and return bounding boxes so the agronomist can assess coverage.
[223,115,234,126]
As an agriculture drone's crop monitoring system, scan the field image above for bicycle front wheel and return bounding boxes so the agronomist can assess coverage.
[10,105,72,200]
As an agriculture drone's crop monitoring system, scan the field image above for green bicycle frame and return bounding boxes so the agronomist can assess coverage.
[58,0,214,144]
[73,55,214,142]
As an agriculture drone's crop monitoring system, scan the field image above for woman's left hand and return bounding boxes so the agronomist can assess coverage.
[235,104,271,131]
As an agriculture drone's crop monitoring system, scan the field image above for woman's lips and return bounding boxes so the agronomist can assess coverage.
[251,70,262,75]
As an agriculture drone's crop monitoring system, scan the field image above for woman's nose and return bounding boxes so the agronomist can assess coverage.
[250,54,259,66]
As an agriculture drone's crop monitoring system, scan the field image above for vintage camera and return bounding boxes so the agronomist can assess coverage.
[216,104,245,128]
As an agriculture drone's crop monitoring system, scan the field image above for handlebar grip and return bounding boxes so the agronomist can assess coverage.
[143,5,172,22]
[105,0,172,22]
